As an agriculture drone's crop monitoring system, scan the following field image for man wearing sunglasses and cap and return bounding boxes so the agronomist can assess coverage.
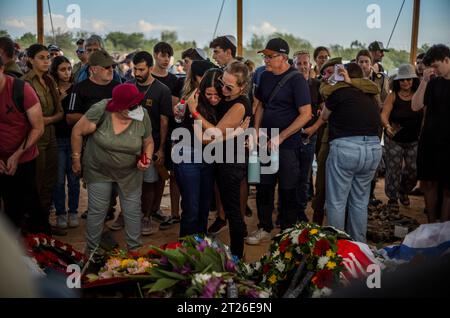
[248,38,312,245]
[368,41,390,74]
[73,39,87,81]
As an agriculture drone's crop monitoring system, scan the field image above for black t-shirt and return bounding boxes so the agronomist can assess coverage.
[305,78,323,129]
[255,68,311,148]
[132,79,172,150]
[422,77,450,145]
[55,85,74,138]
[216,95,252,163]
[67,79,120,114]
[389,93,423,143]
[326,87,381,141]
[152,73,184,98]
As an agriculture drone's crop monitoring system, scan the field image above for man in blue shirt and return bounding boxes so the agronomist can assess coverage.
[247,38,312,245]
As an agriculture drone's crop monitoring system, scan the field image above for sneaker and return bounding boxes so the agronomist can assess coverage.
[246,228,271,245]
[68,214,79,228]
[369,197,383,207]
[107,214,124,231]
[152,210,169,223]
[207,217,227,235]
[399,193,410,206]
[141,217,158,236]
[159,216,181,230]
[56,215,68,229]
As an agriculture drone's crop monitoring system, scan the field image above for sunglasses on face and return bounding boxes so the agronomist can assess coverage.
[219,78,235,92]
[263,54,281,60]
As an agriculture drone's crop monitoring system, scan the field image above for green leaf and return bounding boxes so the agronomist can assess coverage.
[86,274,98,282]
[149,267,187,281]
[148,278,179,293]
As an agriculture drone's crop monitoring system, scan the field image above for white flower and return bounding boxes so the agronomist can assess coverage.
[254,261,262,271]
[289,230,301,243]
[317,256,330,270]
[319,233,326,238]
[275,260,285,273]
[193,273,212,285]
[259,289,271,298]
[262,275,267,283]
[272,250,280,258]
[295,247,302,254]
[312,287,333,298]
[243,264,254,275]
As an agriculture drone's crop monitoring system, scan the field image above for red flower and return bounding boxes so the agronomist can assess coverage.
[165,242,182,250]
[313,239,330,256]
[263,264,271,274]
[312,269,334,289]
[298,229,309,245]
[279,239,290,253]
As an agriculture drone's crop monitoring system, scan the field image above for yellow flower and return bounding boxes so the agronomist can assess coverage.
[284,252,292,260]
[326,261,337,270]
[137,257,146,263]
[326,250,335,258]
[309,229,318,235]
[268,274,278,285]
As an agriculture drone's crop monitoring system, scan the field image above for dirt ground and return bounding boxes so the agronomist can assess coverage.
[53,178,427,263]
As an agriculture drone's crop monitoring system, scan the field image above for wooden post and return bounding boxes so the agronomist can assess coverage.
[37,0,44,44]
[410,0,420,64]
[237,0,243,57]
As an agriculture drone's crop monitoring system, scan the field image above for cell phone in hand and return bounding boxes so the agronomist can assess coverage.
[334,64,344,81]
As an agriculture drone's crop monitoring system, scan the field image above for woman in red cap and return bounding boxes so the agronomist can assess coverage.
[71,83,154,253]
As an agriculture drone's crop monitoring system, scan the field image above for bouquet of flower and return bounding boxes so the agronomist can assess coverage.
[24,234,86,275]
[238,222,345,298]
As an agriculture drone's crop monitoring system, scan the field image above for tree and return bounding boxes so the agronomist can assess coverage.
[0,30,11,38]
[350,40,365,50]
[16,32,37,49]
[161,31,178,43]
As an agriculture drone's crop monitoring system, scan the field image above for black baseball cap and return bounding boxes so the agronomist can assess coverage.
[258,38,290,55]
[368,41,390,52]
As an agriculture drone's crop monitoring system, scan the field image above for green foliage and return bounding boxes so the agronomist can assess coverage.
[0,30,11,38]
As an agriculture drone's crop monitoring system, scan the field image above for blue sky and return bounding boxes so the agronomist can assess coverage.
[1,0,449,50]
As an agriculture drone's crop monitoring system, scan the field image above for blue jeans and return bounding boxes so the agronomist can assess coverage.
[174,148,214,237]
[326,136,382,242]
[297,134,317,221]
[53,137,80,216]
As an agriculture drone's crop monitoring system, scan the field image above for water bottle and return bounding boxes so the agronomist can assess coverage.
[300,128,310,145]
[174,99,186,123]
[248,150,260,184]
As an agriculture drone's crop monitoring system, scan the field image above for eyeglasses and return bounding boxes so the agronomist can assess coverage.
[219,78,235,92]
[263,54,281,60]
[76,49,85,54]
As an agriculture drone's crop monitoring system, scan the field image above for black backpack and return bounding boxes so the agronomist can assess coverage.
[12,78,26,114]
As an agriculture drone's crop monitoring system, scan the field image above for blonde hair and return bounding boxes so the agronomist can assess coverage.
[224,61,250,95]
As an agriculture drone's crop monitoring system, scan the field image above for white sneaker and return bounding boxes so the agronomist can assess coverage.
[246,228,271,245]
[56,215,68,229]
[68,214,79,228]
[141,217,158,236]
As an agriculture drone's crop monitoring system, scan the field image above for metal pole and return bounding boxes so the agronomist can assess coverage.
[410,0,420,64]
[37,0,44,44]
[237,0,243,56]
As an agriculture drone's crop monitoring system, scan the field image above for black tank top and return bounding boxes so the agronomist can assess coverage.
[389,93,423,143]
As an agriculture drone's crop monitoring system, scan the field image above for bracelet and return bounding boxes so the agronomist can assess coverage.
[192,111,200,120]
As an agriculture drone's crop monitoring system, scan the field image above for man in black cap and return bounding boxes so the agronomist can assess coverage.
[48,44,63,60]
[368,41,389,73]
[247,38,312,245]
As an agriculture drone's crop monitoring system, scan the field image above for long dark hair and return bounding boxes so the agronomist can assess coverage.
[50,55,73,84]
[26,44,48,69]
[197,68,224,124]
[393,78,420,93]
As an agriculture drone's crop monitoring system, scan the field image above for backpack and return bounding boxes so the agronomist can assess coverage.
[12,78,26,114]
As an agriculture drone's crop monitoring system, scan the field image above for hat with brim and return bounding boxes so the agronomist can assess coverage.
[368,41,390,52]
[394,64,418,80]
[89,50,116,68]
[106,83,145,112]
[320,57,342,75]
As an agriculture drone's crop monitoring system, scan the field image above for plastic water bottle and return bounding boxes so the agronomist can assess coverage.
[248,150,260,184]
[174,99,186,123]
